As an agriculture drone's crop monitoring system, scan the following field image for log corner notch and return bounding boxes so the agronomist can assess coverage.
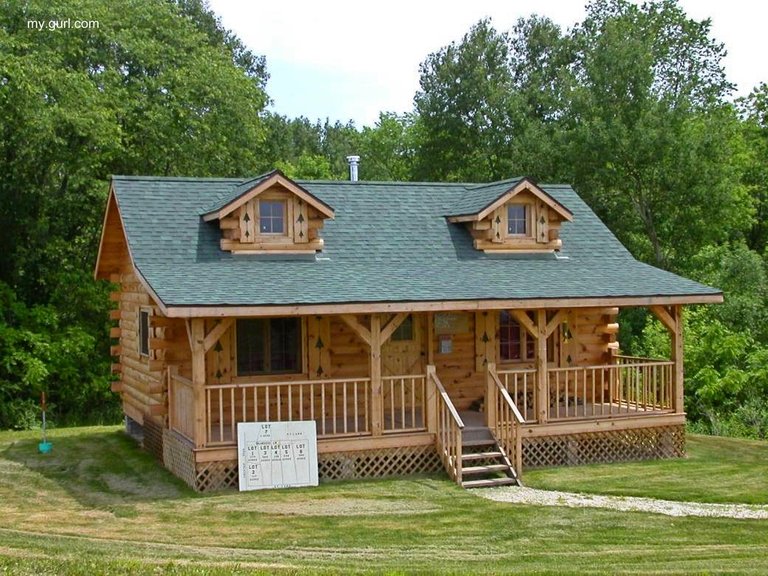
[649,305,684,414]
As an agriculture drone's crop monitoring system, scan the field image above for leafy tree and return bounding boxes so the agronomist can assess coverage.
[0,0,270,428]
[738,82,768,253]
[358,112,416,181]
[562,0,752,270]
[413,19,517,181]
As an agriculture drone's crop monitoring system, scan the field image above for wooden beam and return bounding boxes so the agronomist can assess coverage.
[650,305,676,333]
[202,318,234,354]
[164,294,724,318]
[535,310,548,424]
[340,314,371,346]
[510,310,537,339]
[190,318,206,449]
[380,312,409,344]
[545,310,566,338]
[671,305,685,414]
[370,314,383,436]
[426,312,434,365]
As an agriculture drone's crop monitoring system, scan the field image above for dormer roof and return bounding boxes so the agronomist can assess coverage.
[446,177,573,223]
[201,169,334,222]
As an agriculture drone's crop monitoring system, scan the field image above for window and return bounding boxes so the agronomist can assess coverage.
[507,204,528,236]
[391,315,414,341]
[499,311,534,362]
[138,309,150,357]
[236,318,301,376]
[499,311,559,364]
[259,199,285,234]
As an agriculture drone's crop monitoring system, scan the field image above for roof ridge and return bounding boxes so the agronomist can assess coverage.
[465,176,525,190]
[111,175,244,182]
[298,180,472,187]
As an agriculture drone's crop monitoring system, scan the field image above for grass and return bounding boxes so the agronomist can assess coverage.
[0,427,766,575]
[524,434,768,504]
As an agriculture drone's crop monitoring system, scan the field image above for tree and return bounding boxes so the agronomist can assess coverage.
[0,0,270,427]
[562,0,752,269]
[358,113,416,181]
[738,83,768,253]
[413,19,517,181]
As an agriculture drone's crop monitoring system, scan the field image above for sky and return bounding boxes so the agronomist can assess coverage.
[208,0,768,127]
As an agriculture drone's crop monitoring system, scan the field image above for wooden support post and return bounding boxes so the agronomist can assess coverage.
[426,364,437,433]
[189,318,207,448]
[671,305,684,414]
[370,313,383,436]
[651,304,685,414]
[486,362,497,430]
[536,310,548,424]
[426,312,434,365]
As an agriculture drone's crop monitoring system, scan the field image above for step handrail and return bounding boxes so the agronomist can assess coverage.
[487,363,524,482]
[427,365,464,484]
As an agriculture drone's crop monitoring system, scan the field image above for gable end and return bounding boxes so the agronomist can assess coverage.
[202,171,334,254]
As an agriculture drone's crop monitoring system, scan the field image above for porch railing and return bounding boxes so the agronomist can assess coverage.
[496,357,674,423]
[427,366,464,483]
[487,364,524,479]
[495,367,538,423]
[205,377,371,445]
[382,374,427,433]
[168,368,195,442]
[548,360,673,420]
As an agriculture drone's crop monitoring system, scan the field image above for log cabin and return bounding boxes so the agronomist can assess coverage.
[94,169,722,491]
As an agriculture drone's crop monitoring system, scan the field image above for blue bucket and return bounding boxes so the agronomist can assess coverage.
[38,441,52,454]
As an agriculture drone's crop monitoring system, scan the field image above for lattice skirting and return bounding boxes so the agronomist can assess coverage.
[143,417,164,462]
[162,429,197,489]
[522,425,685,468]
[318,445,442,481]
[181,445,443,492]
[195,460,239,492]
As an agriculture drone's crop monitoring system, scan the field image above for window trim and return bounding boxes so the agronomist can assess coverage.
[506,203,531,237]
[235,317,303,377]
[391,315,414,342]
[259,198,287,236]
[138,307,152,358]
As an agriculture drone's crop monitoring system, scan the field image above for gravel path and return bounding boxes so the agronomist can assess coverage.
[476,486,768,519]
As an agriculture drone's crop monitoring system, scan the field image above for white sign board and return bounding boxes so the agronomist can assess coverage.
[237,421,318,491]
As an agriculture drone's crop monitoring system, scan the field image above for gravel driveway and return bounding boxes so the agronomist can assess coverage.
[475,486,768,519]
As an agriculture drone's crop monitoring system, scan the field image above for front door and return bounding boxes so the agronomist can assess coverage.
[381,314,424,376]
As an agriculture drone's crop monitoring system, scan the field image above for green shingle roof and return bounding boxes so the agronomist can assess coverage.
[110,175,720,308]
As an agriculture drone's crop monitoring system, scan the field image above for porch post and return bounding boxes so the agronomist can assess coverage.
[370,313,383,436]
[189,318,207,448]
[486,362,497,430]
[671,305,685,414]
[650,304,685,414]
[426,364,437,433]
[535,310,548,424]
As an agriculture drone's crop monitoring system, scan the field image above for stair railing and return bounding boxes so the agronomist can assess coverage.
[487,363,525,480]
[426,365,465,484]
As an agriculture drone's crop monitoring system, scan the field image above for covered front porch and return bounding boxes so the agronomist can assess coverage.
[163,304,686,489]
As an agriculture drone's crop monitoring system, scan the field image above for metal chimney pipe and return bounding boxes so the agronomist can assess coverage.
[346,155,360,182]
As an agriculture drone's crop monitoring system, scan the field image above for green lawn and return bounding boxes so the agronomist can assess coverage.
[1,426,767,575]
[524,434,768,504]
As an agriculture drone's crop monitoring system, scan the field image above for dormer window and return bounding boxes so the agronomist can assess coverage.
[445,178,573,254]
[260,199,286,234]
[201,170,335,254]
[507,204,528,236]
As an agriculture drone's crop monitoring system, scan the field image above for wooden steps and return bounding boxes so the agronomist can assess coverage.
[459,425,521,489]
[462,477,518,489]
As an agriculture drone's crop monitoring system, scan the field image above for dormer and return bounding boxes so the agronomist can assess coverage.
[446,178,573,253]
[201,170,334,254]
